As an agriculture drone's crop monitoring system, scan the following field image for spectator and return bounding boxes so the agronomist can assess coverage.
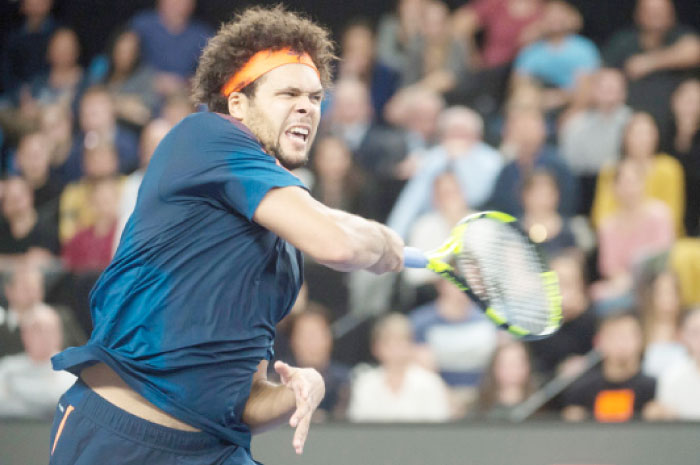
[602,0,700,139]
[0,177,59,270]
[559,68,633,214]
[0,0,58,95]
[488,109,578,217]
[288,307,351,421]
[130,0,213,93]
[61,177,119,272]
[384,85,445,154]
[39,102,74,173]
[639,270,687,378]
[59,141,122,245]
[375,0,425,73]
[519,169,576,258]
[0,305,76,419]
[15,129,62,214]
[513,0,600,111]
[591,112,685,236]
[664,79,700,236]
[101,29,159,127]
[160,91,195,126]
[58,85,139,183]
[387,106,502,238]
[337,20,400,120]
[476,340,536,420]
[401,0,470,94]
[562,312,656,422]
[528,250,596,378]
[347,313,450,422]
[656,307,700,420]
[409,279,498,415]
[593,160,674,302]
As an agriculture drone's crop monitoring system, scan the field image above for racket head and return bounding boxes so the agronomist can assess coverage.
[424,211,562,340]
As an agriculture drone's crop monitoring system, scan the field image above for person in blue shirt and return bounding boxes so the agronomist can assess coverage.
[49,7,404,465]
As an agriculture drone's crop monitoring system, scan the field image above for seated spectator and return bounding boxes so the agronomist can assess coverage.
[655,307,700,420]
[476,340,536,420]
[57,85,139,183]
[602,0,700,141]
[639,270,687,378]
[0,177,59,271]
[0,0,58,95]
[39,102,74,173]
[528,250,596,378]
[288,307,351,421]
[488,108,578,217]
[375,0,425,73]
[14,129,63,215]
[519,169,576,258]
[513,0,600,112]
[383,84,445,154]
[160,91,195,126]
[559,68,633,215]
[130,0,213,93]
[0,305,76,419]
[101,28,159,127]
[591,112,685,236]
[347,313,450,422]
[387,106,502,238]
[593,160,674,302]
[562,312,656,422]
[664,79,700,236]
[336,20,400,120]
[409,280,498,415]
[62,178,119,272]
[59,141,123,244]
[401,0,470,94]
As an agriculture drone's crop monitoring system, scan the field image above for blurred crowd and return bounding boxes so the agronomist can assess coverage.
[0,0,698,424]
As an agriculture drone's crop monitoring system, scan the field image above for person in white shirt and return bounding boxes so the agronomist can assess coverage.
[656,307,700,420]
[347,313,450,422]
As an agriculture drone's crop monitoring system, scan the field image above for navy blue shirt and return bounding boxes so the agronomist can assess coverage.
[52,112,306,449]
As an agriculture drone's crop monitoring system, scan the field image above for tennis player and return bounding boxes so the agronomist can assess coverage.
[49,6,403,465]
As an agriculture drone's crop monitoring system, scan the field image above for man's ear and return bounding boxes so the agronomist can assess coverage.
[227,92,248,121]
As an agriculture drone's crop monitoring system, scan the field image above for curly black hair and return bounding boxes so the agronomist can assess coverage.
[192,5,336,113]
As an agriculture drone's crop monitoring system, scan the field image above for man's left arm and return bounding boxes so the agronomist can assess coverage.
[626,34,700,79]
[242,360,325,455]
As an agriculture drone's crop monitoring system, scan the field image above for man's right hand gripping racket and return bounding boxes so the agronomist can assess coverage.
[404,211,562,340]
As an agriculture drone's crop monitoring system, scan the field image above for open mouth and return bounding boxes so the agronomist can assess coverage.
[285,126,310,144]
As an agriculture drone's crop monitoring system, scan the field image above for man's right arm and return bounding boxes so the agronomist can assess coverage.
[253,186,403,274]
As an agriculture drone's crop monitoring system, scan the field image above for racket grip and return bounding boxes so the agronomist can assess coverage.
[403,247,429,269]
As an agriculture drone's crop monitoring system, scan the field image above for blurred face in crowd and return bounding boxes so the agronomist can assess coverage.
[234,64,323,170]
[540,1,578,38]
[614,160,646,209]
[139,119,171,168]
[635,0,675,34]
[650,271,681,321]
[2,177,34,220]
[592,69,627,111]
[290,312,333,370]
[41,103,73,153]
[21,306,63,362]
[372,315,415,369]
[158,0,195,24]
[432,172,468,219]
[162,94,194,126]
[493,342,531,390]
[5,266,44,312]
[83,144,118,179]
[550,254,587,320]
[341,24,374,76]
[112,31,141,75]
[671,79,700,122]
[80,90,116,133]
[47,28,80,69]
[22,0,53,18]
[505,110,546,160]
[522,171,559,217]
[313,137,352,184]
[421,1,450,41]
[597,315,644,365]
[91,179,120,223]
[623,113,658,159]
[682,310,700,363]
[404,89,443,141]
[17,132,52,186]
[439,107,482,151]
[331,79,372,127]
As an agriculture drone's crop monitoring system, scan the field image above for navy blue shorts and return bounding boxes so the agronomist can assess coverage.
[49,379,261,465]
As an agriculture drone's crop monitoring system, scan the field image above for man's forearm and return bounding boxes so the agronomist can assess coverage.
[646,36,700,71]
[242,379,296,433]
[320,208,389,272]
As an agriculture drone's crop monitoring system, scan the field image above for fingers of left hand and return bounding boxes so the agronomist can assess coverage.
[293,413,313,455]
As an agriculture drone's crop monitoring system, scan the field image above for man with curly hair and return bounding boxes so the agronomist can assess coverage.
[48,6,404,465]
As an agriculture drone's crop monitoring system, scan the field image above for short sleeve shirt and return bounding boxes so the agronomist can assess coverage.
[52,112,306,449]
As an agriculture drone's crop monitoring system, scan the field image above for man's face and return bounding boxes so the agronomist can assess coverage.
[240,64,323,170]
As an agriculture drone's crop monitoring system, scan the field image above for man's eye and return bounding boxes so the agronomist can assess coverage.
[310,95,322,103]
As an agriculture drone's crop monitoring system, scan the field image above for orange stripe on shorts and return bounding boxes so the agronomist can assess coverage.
[51,405,75,455]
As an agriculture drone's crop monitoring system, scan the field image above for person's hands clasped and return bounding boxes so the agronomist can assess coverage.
[274,361,325,455]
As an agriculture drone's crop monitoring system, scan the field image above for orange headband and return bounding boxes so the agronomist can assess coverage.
[220,47,320,97]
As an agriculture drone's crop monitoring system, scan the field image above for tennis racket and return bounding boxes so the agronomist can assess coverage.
[404,211,562,340]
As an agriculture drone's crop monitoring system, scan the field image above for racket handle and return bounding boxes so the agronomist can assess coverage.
[403,247,429,269]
